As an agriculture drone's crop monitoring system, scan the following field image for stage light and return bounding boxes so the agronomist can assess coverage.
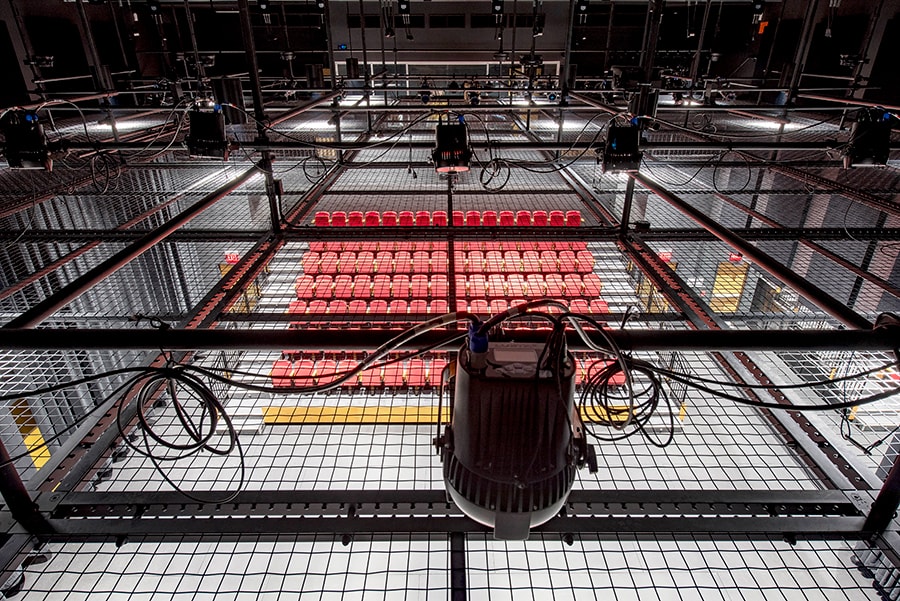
[1,110,51,170]
[601,126,642,173]
[186,101,228,160]
[432,119,471,174]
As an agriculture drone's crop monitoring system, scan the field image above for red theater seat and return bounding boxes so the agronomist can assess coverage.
[576,250,595,273]
[271,360,294,388]
[504,251,522,272]
[364,211,380,226]
[372,275,392,298]
[333,275,354,299]
[508,274,527,298]
[331,212,347,227]
[338,252,357,274]
[399,211,414,226]
[490,299,508,313]
[470,299,490,314]
[432,275,448,298]
[413,251,430,273]
[416,211,431,227]
[360,365,383,387]
[383,363,403,387]
[589,299,609,314]
[569,299,590,314]
[406,359,426,386]
[314,212,330,227]
[540,251,558,273]
[549,210,565,226]
[411,274,429,298]
[583,273,602,297]
[454,274,468,296]
[431,299,449,313]
[394,275,411,298]
[315,359,338,386]
[320,252,339,273]
[338,359,360,387]
[348,211,364,227]
[432,251,448,272]
[427,359,447,387]
[482,210,498,226]
[302,252,320,275]
[499,211,515,226]
[452,211,464,226]
[485,251,504,273]
[516,210,532,227]
[487,275,506,297]
[349,299,368,313]
[564,274,584,296]
[432,210,448,226]
[545,274,565,296]
[295,359,316,383]
[382,211,398,226]
[466,251,484,273]
[410,299,428,314]
[328,299,348,315]
[469,274,486,297]
[296,275,315,299]
[394,251,412,273]
[532,210,548,226]
[565,210,581,227]
[308,299,328,315]
[466,211,481,227]
[354,275,372,299]
[558,250,577,273]
[526,274,545,297]
[374,251,393,274]
[389,299,408,314]
[522,251,541,273]
[369,299,388,314]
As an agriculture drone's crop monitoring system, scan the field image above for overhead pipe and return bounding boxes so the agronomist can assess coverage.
[3,166,259,329]
[0,325,895,352]
[267,90,343,127]
[631,172,873,330]
[797,93,900,113]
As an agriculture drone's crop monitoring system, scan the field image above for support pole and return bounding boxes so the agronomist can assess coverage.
[865,453,900,534]
[237,0,267,138]
[631,172,873,330]
[3,167,259,329]
[450,533,466,601]
[0,441,45,532]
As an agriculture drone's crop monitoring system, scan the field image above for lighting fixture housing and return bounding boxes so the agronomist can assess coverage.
[602,126,643,173]
[1,110,52,170]
[437,340,592,540]
[186,102,228,160]
[432,121,471,173]
[843,108,892,168]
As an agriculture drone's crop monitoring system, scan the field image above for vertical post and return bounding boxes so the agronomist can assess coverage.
[323,0,338,90]
[688,0,713,84]
[785,0,820,101]
[620,176,635,234]
[560,0,576,97]
[450,532,466,601]
[641,0,664,82]
[237,0,267,139]
[0,441,44,532]
[182,0,206,81]
[865,452,900,534]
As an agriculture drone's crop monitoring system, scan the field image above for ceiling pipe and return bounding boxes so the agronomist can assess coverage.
[631,171,873,330]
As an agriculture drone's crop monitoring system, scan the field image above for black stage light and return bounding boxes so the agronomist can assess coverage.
[1,110,51,170]
[147,0,161,13]
[186,101,228,160]
[602,126,642,172]
[436,336,596,540]
[432,120,471,174]
[843,107,892,168]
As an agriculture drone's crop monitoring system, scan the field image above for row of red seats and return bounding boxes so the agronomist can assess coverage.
[309,240,589,253]
[313,209,583,228]
[287,298,610,321]
[271,357,448,388]
[270,356,621,388]
[295,273,603,300]
[301,250,596,275]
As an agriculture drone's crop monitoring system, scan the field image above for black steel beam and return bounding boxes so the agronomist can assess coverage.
[450,532,466,601]
[0,326,896,351]
[632,172,873,330]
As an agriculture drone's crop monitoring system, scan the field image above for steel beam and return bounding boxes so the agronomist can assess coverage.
[769,165,900,219]
[0,326,896,351]
[3,166,258,329]
[631,172,873,329]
